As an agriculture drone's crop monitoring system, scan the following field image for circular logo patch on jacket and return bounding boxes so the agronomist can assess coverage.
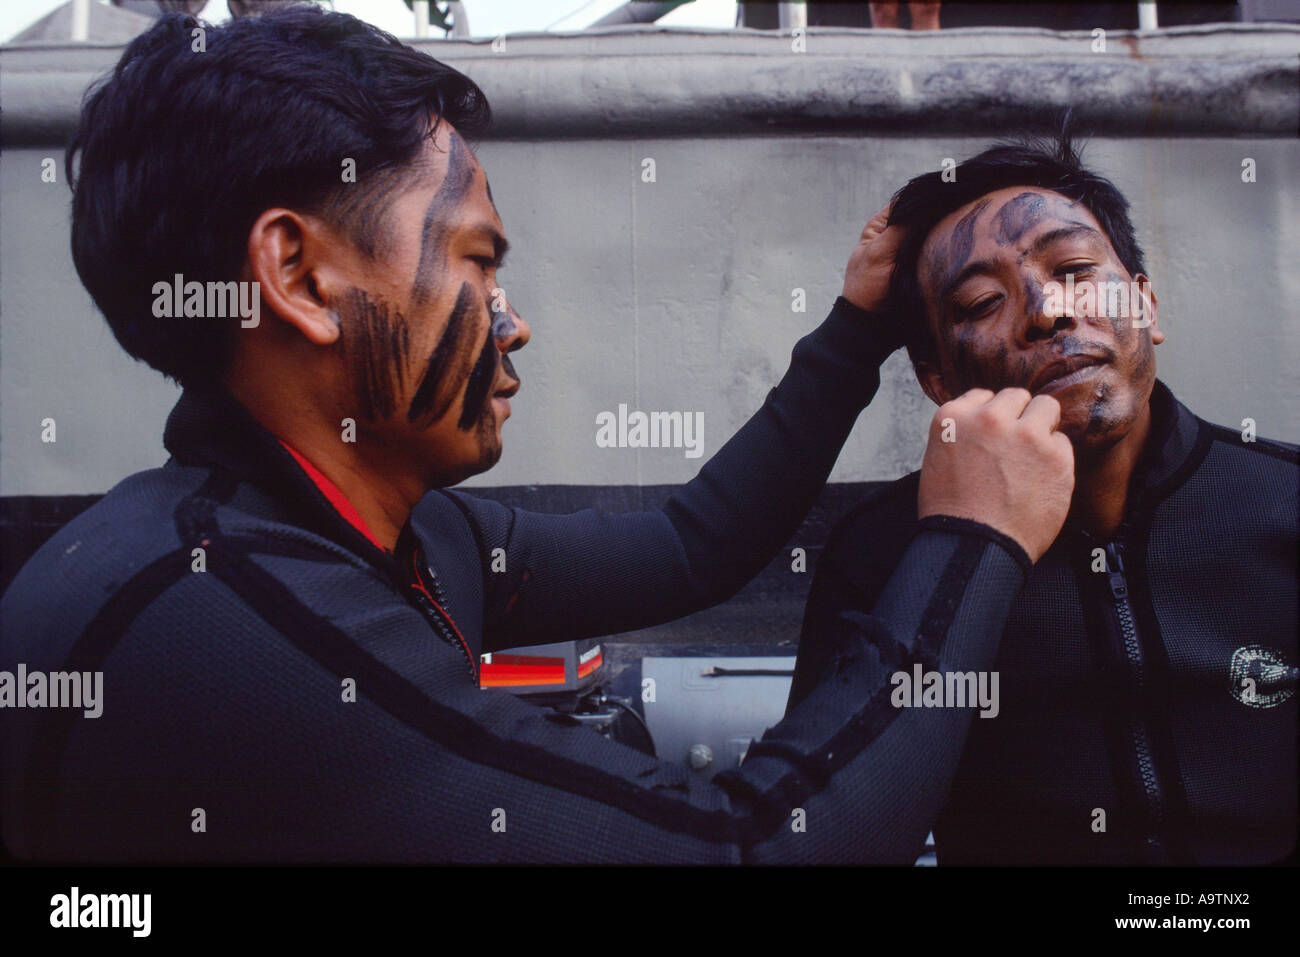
[1229,645,1296,709]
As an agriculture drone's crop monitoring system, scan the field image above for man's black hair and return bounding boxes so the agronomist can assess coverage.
[886,127,1146,369]
[66,4,491,389]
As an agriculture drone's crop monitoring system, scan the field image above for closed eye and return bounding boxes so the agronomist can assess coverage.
[1054,262,1096,279]
[956,294,1001,321]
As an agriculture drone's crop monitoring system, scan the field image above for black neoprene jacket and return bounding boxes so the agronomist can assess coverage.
[789,380,1298,865]
[1,299,1031,864]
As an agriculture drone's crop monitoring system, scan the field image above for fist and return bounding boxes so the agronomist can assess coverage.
[917,387,1075,563]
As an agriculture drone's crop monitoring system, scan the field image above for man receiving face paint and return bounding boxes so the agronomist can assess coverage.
[3,7,1079,864]
[788,132,1298,865]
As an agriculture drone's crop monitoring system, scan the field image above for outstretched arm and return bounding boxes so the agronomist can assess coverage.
[439,208,909,649]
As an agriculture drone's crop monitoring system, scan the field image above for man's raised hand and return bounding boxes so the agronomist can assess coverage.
[842,202,904,316]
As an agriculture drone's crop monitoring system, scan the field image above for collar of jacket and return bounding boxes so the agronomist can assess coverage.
[1062,377,1203,549]
[161,385,416,585]
[1128,378,1203,503]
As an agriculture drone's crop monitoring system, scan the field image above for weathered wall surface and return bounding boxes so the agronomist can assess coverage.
[3,26,1297,502]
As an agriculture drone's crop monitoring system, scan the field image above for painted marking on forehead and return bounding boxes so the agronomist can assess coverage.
[993,191,1052,245]
[411,133,476,307]
[925,197,992,302]
[949,197,991,268]
[408,281,479,423]
[336,288,411,421]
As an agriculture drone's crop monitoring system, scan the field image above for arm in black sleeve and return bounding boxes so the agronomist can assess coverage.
[431,298,903,649]
[13,514,1027,862]
[735,516,1033,863]
[217,521,1029,861]
[413,519,1025,862]
[787,550,872,715]
[787,480,919,712]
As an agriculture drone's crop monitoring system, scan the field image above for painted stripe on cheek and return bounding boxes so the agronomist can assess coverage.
[408,282,478,423]
[337,288,410,421]
[458,333,499,432]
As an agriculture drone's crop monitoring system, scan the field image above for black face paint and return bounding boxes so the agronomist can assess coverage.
[336,287,410,421]
[489,301,523,388]
[1131,334,1155,387]
[1023,274,1047,324]
[411,134,474,306]
[1086,380,1120,436]
[333,165,409,261]
[944,323,979,392]
[490,301,518,342]
[993,191,1050,245]
[944,323,1025,395]
[457,334,499,432]
[1099,269,1134,338]
[1047,336,1116,365]
[408,282,478,423]
[926,198,991,297]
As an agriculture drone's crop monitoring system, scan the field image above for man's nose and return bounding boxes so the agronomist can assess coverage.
[490,300,530,354]
[1025,277,1075,343]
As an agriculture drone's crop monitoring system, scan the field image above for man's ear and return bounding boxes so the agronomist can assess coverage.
[1133,273,1163,345]
[915,359,952,405]
[246,208,343,347]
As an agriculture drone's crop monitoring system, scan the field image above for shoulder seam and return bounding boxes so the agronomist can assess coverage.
[432,489,493,587]
[1200,420,1299,466]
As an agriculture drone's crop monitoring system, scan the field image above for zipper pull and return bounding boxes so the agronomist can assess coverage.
[1105,542,1128,600]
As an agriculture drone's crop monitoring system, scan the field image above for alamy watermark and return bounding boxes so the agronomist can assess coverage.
[1042,274,1153,327]
[152,273,260,327]
[50,887,150,937]
[890,664,999,719]
[596,404,703,459]
[0,664,102,718]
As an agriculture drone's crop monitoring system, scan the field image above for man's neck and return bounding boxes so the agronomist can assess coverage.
[226,378,418,554]
[1065,404,1153,542]
[279,434,416,554]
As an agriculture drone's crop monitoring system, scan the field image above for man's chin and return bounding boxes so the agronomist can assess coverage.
[1059,404,1138,459]
[428,439,501,489]
[475,424,504,473]
[479,441,503,472]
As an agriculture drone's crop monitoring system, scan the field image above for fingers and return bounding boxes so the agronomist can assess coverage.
[945,387,996,412]
[984,386,1033,419]
[860,200,897,242]
[843,197,902,314]
[1049,425,1075,464]
[950,387,1063,430]
[861,212,889,242]
[920,383,1077,563]
[865,223,905,261]
[1020,392,1062,433]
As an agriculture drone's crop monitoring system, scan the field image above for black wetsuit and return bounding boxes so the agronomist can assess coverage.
[2,299,1030,863]
[789,380,1298,865]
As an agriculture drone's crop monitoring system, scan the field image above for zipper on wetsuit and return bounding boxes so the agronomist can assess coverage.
[406,542,478,680]
[1103,539,1165,860]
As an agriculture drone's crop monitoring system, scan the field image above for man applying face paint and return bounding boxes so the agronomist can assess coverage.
[791,131,1298,867]
[6,5,1083,864]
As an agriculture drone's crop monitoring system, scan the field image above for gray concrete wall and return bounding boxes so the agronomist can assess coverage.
[2,25,1298,497]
